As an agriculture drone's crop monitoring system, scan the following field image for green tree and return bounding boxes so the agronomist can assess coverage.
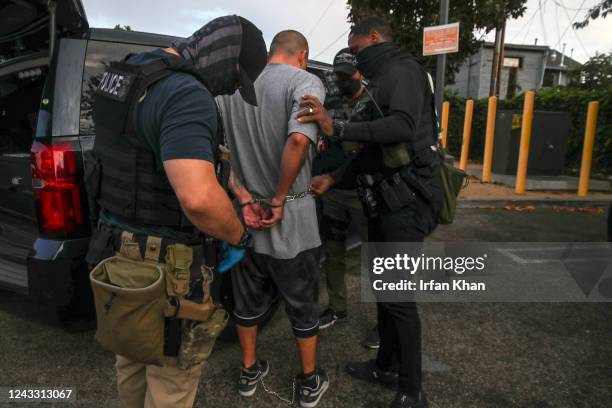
[568,52,612,88]
[347,0,527,82]
[573,0,611,29]
[113,24,132,31]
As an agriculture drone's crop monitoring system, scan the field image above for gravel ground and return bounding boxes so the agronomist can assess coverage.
[0,208,610,408]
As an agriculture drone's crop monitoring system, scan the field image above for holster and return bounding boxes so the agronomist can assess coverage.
[359,163,434,217]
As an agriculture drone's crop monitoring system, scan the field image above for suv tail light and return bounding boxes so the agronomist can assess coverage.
[31,142,83,233]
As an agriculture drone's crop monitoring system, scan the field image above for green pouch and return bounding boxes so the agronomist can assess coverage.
[382,143,411,168]
[164,244,193,297]
[438,152,467,224]
[89,255,166,365]
[177,309,228,369]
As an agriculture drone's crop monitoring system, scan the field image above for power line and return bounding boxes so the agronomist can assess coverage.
[509,6,540,43]
[313,28,350,59]
[306,0,335,38]
[552,0,587,50]
[551,0,593,11]
[539,0,549,44]
[555,0,592,60]
[555,2,562,47]
[521,0,545,44]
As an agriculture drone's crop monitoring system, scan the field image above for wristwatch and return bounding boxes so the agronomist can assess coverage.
[236,228,252,248]
[332,119,347,139]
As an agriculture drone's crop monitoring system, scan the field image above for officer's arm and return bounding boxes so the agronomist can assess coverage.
[164,159,244,246]
[342,65,424,144]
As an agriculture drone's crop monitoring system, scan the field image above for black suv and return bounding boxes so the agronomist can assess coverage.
[0,1,332,322]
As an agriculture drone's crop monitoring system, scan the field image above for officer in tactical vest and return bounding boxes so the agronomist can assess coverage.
[311,48,370,330]
[84,15,267,408]
[298,16,444,408]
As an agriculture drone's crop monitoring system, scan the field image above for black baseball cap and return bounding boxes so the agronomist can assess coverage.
[238,17,267,106]
[333,48,357,76]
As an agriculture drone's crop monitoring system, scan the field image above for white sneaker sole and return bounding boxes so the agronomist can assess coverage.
[238,363,270,397]
[319,316,348,330]
[299,378,330,408]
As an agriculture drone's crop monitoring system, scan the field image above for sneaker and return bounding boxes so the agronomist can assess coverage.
[361,326,380,349]
[297,368,330,408]
[389,390,428,408]
[238,359,269,397]
[345,359,398,390]
[319,309,348,329]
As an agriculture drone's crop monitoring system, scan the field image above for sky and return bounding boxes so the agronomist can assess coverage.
[81,0,612,64]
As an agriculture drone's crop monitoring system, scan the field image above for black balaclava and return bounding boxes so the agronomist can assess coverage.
[172,15,266,103]
[355,42,401,79]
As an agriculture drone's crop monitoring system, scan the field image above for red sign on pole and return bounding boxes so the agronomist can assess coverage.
[423,22,460,56]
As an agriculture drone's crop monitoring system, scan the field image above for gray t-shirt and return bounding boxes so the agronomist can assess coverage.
[218,63,325,259]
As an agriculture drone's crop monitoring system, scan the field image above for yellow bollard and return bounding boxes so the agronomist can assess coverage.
[515,91,536,194]
[578,101,600,196]
[459,99,474,171]
[482,96,498,183]
[441,101,450,148]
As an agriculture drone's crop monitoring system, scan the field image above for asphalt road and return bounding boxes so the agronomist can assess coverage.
[0,207,610,408]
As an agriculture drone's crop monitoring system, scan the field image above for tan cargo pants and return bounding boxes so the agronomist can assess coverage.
[116,355,205,408]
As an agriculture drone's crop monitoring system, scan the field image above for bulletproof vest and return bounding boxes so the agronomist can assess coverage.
[92,55,215,229]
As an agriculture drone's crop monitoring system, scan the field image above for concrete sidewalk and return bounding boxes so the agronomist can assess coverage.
[458,164,611,208]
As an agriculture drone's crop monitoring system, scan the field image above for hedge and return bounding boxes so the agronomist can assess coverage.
[443,86,612,178]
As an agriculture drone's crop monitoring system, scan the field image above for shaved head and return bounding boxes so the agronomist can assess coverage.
[269,30,309,57]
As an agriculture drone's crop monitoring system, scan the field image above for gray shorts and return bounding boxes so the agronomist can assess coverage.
[231,247,320,338]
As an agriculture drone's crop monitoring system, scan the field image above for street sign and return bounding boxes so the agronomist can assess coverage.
[423,22,460,56]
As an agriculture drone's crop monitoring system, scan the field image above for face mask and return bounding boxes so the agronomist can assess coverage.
[356,42,400,78]
[337,77,361,97]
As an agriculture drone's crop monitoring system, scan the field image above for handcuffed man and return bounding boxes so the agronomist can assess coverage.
[217,30,329,408]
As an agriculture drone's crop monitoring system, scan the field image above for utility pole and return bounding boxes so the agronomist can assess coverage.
[489,6,507,97]
[434,0,449,117]
[494,19,506,97]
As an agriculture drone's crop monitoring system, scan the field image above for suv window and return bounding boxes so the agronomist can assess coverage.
[80,41,154,135]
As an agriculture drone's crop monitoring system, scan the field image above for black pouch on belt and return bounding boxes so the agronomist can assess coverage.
[164,317,182,357]
[392,173,416,206]
[85,227,114,267]
[379,179,403,213]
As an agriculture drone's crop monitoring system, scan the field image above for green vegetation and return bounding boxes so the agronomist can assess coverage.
[444,86,612,177]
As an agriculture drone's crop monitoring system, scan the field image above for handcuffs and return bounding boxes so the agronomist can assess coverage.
[239,190,313,209]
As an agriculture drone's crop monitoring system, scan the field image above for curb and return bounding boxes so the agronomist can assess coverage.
[458,199,612,208]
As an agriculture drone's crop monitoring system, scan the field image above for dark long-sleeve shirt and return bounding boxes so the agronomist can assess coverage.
[331,55,435,188]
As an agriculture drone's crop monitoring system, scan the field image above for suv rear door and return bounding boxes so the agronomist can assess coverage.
[0,0,88,292]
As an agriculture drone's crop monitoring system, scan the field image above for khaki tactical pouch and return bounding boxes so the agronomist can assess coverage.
[90,255,166,366]
[164,244,193,297]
